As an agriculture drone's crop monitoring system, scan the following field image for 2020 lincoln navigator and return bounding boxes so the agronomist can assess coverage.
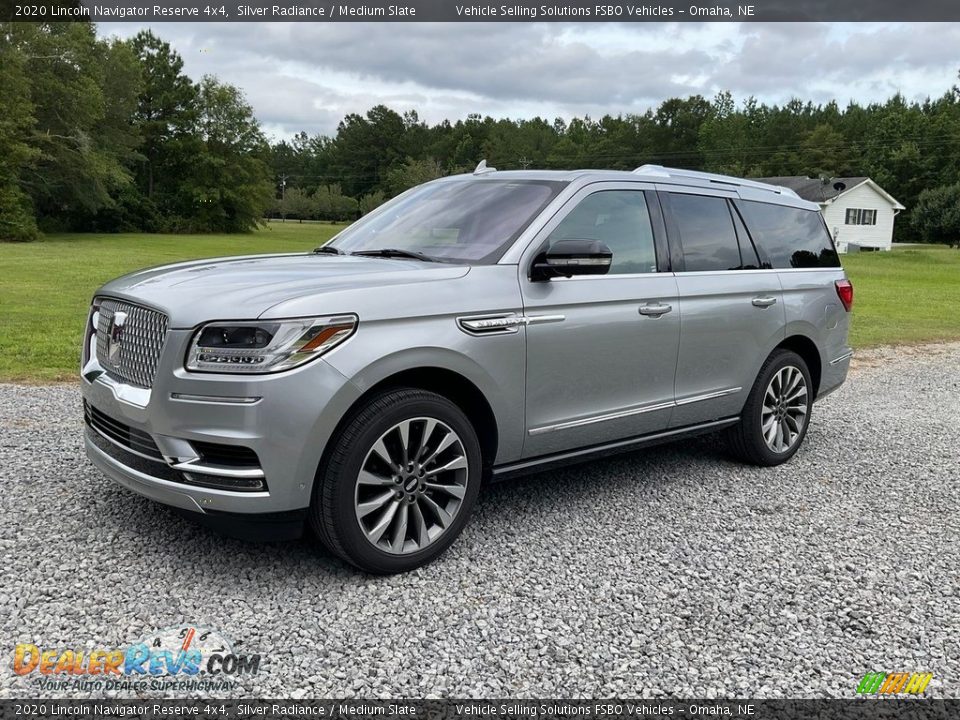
[81,164,853,573]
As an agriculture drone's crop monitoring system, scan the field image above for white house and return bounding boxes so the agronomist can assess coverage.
[753,176,905,252]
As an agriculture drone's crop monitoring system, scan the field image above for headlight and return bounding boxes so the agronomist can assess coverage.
[185,315,357,374]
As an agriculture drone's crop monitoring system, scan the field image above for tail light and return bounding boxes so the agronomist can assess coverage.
[835,279,854,312]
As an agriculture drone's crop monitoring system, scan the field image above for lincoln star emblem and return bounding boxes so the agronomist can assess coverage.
[107,311,127,363]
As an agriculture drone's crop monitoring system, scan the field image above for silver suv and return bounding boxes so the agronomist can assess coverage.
[81,164,853,573]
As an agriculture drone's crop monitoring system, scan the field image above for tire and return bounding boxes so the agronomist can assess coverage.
[310,388,482,574]
[725,349,813,466]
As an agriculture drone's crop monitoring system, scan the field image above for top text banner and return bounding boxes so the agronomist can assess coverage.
[9,0,960,22]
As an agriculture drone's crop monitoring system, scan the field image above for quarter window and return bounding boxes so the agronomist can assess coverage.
[740,201,841,269]
[548,191,657,274]
[845,208,877,225]
[669,193,742,272]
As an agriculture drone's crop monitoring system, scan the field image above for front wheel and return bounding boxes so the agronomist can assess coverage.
[726,349,813,466]
[310,388,482,574]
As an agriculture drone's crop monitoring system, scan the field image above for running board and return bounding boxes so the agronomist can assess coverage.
[491,417,739,482]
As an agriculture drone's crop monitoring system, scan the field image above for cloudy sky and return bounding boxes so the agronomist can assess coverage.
[99,22,959,139]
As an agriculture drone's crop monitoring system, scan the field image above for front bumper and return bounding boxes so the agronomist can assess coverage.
[81,328,362,517]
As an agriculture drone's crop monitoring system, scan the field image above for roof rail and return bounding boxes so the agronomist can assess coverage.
[633,164,798,197]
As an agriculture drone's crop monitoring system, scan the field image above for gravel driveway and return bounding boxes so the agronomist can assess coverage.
[2,344,958,699]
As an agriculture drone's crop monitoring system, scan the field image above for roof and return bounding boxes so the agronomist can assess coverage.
[631,164,800,197]
[462,164,801,195]
[752,176,905,209]
[439,164,818,210]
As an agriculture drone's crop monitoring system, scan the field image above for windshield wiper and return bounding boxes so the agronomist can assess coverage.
[350,248,439,262]
[313,245,343,255]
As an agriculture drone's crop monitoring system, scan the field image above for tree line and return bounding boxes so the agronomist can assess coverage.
[272,89,960,244]
[2,23,271,241]
[3,22,960,244]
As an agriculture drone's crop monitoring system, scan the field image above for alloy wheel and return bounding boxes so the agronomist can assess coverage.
[354,417,469,555]
[761,365,808,453]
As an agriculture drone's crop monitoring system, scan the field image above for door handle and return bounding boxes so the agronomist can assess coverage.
[639,303,672,317]
[752,296,778,308]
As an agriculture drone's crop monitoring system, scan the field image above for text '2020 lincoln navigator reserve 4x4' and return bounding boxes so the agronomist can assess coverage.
[81,164,853,573]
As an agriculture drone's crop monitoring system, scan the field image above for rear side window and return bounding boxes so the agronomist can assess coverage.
[740,201,841,268]
[669,193,742,272]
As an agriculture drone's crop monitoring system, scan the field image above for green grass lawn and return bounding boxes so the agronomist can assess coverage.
[0,221,340,382]
[842,245,960,347]
[1,229,958,382]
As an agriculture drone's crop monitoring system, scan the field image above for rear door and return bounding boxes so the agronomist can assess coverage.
[736,197,851,393]
[660,189,785,427]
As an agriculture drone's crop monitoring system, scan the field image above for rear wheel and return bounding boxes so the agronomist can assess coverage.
[726,349,813,466]
[310,388,481,574]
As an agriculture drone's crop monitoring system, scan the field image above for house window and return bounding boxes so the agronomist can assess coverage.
[845,208,877,225]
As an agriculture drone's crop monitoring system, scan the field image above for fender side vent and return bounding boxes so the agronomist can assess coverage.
[457,314,523,336]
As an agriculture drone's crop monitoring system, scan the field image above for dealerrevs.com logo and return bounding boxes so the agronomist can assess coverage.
[14,625,263,692]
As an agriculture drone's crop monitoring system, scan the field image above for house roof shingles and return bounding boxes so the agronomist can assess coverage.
[752,176,869,203]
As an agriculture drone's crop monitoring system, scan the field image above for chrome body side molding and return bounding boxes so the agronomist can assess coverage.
[674,386,743,406]
[529,387,742,435]
[496,417,739,481]
[170,393,262,405]
[830,350,854,365]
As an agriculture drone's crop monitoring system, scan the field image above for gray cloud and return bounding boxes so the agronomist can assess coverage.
[100,22,960,137]
[715,23,960,97]
[267,24,710,104]
[136,23,707,105]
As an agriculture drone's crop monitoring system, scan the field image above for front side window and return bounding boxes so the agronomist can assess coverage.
[547,190,657,274]
[669,193,742,272]
[740,201,841,268]
[845,208,877,225]
[330,178,566,264]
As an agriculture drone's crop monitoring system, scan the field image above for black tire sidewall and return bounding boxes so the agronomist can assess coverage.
[320,391,482,574]
[744,350,813,465]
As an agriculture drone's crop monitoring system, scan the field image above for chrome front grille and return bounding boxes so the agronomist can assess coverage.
[95,299,168,388]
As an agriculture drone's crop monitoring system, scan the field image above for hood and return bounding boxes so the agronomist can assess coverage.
[96,253,470,328]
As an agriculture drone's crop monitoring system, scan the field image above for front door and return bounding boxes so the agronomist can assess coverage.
[520,185,681,458]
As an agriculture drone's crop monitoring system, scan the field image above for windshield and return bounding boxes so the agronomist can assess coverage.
[329,178,567,264]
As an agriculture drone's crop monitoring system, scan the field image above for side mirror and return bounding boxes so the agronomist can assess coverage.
[532,239,613,281]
